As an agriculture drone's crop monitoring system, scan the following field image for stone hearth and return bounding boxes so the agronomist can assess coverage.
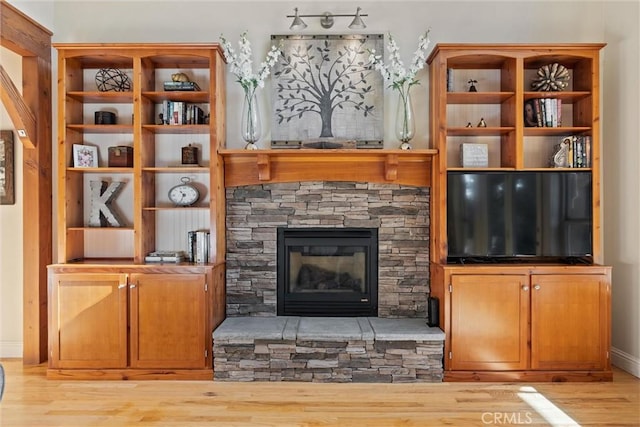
[213,317,444,382]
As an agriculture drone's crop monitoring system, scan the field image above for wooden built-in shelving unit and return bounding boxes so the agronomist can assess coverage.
[427,43,611,382]
[49,43,227,380]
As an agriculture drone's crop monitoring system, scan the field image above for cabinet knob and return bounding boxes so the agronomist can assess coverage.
[522,285,529,291]
[118,284,126,289]
[130,284,136,289]
[534,284,541,290]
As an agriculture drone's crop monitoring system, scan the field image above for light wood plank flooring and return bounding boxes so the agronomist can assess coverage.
[1,359,638,426]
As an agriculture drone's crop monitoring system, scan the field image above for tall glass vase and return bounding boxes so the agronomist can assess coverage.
[395,86,415,150]
[242,89,261,150]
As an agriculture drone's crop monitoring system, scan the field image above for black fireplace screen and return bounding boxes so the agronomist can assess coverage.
[277,228,378,316]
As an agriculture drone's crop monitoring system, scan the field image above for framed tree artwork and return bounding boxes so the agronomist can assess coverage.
[271,34,384,147]
[0,130,15,205]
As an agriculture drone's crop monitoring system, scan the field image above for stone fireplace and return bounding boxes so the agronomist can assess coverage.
[277,227,378,317]
[225,181,430,318]
[215,153,443,383]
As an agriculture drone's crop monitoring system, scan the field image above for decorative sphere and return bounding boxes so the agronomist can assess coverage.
[95,68,131,92]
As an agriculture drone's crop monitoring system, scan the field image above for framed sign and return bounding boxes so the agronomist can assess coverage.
[0,130,15,205]
[271,34,384,145]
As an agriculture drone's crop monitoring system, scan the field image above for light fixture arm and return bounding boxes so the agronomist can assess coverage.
[287,7,368,30]
[320,12,334,29]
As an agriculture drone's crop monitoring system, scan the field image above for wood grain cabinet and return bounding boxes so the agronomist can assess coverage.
[530,273,610,371]
[49,272,128,370]
[436,265,612,381]
[48,265,224,379]
[450,274,529,371]
[129,273,207,370]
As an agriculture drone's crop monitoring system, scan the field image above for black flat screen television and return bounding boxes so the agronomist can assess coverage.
[447,171,593,264]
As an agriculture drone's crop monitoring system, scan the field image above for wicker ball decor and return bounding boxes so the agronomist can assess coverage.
[531,63,570,92]
[95,68,131,92]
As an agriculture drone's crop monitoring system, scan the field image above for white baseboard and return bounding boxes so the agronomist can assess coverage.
[0,341,22,358]
[611,346,640,378]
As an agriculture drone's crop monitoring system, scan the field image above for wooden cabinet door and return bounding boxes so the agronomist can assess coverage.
[450,274,529,370]
[531,274,609,370]
[129,273,207,369]
[49,273,128,369]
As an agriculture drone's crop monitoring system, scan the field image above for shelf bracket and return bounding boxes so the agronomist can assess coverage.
[257,154,271,181]
[385,154,398,181]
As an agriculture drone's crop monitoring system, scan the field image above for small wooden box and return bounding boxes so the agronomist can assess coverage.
[94,111,116,124]
[108,146,133,167]
[460,143,488,168]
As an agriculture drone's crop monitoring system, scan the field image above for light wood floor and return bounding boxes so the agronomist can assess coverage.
[0,359,638,427]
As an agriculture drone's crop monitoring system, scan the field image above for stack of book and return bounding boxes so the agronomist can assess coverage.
[163,81,201,91]
[144,251,186,263]
[188,230,210,263]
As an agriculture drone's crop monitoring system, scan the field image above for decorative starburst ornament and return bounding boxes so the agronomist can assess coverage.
[531,63,570,91]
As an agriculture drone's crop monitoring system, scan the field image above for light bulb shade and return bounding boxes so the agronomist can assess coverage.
[348,7,366,29]
[290,8,307,30]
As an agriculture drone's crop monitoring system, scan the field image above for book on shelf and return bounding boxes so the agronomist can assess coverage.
[553,135,591,168]
[556,98,562,126]
[534,99,544,127]
[161,101,205,125]
[446,68,454,92]
[584,135,591,167]
[576,135,591,168]
[188,230,210,263]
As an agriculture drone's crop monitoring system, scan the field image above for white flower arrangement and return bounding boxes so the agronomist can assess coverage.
[368,30,431,92]
[220,31,282,149]
[219,31,282,93]
[368,30,431,148]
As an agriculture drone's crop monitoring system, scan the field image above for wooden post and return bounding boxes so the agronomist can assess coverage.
[1,1,53,364]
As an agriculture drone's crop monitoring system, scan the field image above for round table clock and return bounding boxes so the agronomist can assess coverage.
[168,177,200,207]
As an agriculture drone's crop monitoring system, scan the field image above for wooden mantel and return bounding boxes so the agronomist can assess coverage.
[218,149,437,188]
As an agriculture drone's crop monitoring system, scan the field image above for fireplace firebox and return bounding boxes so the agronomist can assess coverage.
[277,228,378,316]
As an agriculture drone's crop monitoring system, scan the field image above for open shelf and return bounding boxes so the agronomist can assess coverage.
[55,43,226,264]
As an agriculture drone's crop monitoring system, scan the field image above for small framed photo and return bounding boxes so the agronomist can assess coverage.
[0,130,15,205]
[73,144,99,168]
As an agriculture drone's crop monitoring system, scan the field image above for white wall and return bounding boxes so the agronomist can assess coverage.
[603,1,640,378]
[1,0,638,377]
